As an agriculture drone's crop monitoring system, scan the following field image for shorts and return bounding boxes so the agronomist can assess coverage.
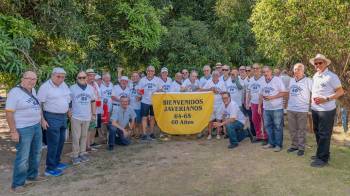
[134,109,142,123]
[96,114,101,128]
[211,106,223,121]
[141,103,154,117]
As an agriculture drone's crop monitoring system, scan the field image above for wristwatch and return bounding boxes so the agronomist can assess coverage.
[326,97,330,101]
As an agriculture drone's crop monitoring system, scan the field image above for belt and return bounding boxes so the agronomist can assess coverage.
[44,111,67,115]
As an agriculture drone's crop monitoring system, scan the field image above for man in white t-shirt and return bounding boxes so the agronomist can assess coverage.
[220,64,230,83]
[241,65,256,140]
[69,71,96,165]
[158,67,172,92]
[37,67,71,177]
[246,63,267,144]
[112,76,130,110]
[100,72,113,140]
[225,67,244,106]
[182,70,200,92]
[199,65,211,88]
[286,63,312,156]
[181,69,189,82]
[202,70,227,140]
[213,92,251,149]
[258,66,287,152]
[129,71,142,137]
[137,65,161,140]
[6,71,47,193]
[309,54,344,167]
[170,72,185,92]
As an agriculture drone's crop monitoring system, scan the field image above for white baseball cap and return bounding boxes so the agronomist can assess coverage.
[120,76,129,81]
[52,67,66,74]
[161,67,168,73]
[95,74,101,80]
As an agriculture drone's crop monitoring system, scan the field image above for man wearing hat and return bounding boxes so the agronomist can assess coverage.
[215,62,223,76]
[310,54,344,167]
[38,67,71,176]
[159,67,172,92]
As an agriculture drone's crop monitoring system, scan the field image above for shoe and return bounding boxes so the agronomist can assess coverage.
[149,133,156,139]
[310,159,328,168]
[311,155,317,160]
[287,147,298,153]
[207,135,212,140]
[146,135,154,141]
[56,163,68,170]
[42,145,47,150]
[107,145,114,151]
[216,134,221,140]
[140,134,148,140]
[90,143,101,147]
[79,155,90,162]
[27,176,48,183]
[72,157,81,165]
[44,169,63,177]
[10,186,28,195]
[228,143,239,149]
[263,144,274,149]
[297,150,304,156]
[273,146,282,152]
[261,140,268,146]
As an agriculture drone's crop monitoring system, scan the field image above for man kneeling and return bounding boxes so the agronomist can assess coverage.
[214,92,251,149]
[108,96,136,151]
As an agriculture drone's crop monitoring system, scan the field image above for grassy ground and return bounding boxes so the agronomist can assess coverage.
[1,113,350,195]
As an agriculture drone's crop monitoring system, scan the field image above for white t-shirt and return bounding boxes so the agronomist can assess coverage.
[70,84,96,121]
[100,82,113,112]
[260,76,286,110]
[6,87,41,129]
[112,85,130,107]
[137,76,161,105]
[311,69,342,111]
[248,76,265,104]
[287,77,313,112]
[170,81,182,92]
[199,75,211,88]
[225,78,243,106]
[159,77,173,92]
[203,80,227,106]
[182,79,200,92]
[220,101,245,124]
[129,81,141,110]
[37,80,71,113]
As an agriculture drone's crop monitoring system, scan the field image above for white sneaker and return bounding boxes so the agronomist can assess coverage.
[216,134,221,140]
[207,135,212,140]
[263,144,273,149]
[273,146,282,152]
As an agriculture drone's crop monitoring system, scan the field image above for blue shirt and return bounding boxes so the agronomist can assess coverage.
[110,106,136,128]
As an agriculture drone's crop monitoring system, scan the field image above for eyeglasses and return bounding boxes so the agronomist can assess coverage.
[182,72,188,74]
[55,75,65,79]
[246,70,251,72]
[252,67,259,70]
[222,96,230,99]
[222,69,229,71]
[203,70,210,72]
[23,77,37,81]
[314,62,324,65]
[78,76,87,79]
[239,69,246,71]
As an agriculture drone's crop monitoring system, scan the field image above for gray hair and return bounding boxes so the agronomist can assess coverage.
[212,70,220,76]
[293,63,305,71]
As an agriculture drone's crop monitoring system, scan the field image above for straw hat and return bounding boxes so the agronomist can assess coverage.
[309,54,331,66]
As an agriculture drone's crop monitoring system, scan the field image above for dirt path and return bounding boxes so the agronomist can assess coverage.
[1,114,350,195]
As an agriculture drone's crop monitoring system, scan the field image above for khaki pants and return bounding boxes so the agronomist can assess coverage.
[287,111,307,150]
[71,118,90,158]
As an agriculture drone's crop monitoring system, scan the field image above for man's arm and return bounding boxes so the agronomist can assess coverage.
[112,120,125,132]
[5,111,19,142]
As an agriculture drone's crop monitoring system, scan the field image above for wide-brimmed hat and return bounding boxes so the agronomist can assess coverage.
[309,54,331,66]
[86,68,95,74]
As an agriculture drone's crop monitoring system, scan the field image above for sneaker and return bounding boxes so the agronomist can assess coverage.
[140,134,148,140]
[10,186,28,195]
[224,135,229,139]
[41,145,47,150]
[310,159,328,168]
[216,134,221,140]
[72,157,81,165]
[44,169,63,177]
[310,155,317,160]
[297,150,305,156]
[107,145,114,151]
[287,147,298,153]
[149,133,156,139]
[79,155,90,162]
[90,143,101,148]
[273,146,282,152]
[207,135,212,140]
[56,163,68,170]
[228,143,238,149]
[263,144,274,149]
[27,176,48,183]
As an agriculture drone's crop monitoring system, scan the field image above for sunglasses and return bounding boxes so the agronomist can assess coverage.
[23,77,37,81]
[222,69,229,71]
[246,70,251,72]
[314,62,324,65]
[55,75,65,79]
[222,96,230,99]
[252,67,259,70]
[78,76,87,79]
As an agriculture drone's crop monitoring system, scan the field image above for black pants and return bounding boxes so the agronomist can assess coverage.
[241,104,256,137]
[311,109,336,162]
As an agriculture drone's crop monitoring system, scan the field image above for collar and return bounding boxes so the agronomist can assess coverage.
[49,79,61,88]
[265,76,274,83]
[316,68,329,77]
[204,75,211,80]
[175,80,182,85]
[295,75,305,82]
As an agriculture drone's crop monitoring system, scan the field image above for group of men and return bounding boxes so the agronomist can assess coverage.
[5,53,344,194]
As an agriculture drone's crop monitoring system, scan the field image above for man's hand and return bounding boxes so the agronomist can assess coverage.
[258,106,262,115]
[263,95,275,101]
[10,130,19,142]
[68,110,72,118]
[313,97,327,105]
[91,114,97,121]
[41,119,49,130]
[213,122,222,128]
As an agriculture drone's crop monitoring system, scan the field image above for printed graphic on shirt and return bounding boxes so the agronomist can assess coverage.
[289,85,303,96]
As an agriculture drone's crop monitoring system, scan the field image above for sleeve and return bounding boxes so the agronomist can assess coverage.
[229,105,238,119]
[110,110,118,121]
[278,78,287,92]
[90,87,96,101]
[130,109,136,120]
[330,74,342,89]
[69,86,74,101]
[37,83,47,103]
[111,86,117,97]
[308,78,313,92]
[5,89,17,112]
[221,83,227,92]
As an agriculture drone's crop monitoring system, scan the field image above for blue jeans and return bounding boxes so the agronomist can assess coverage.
[263,109,284,148]
[341,107,348,132]
[12,123,42,188]
[108,123,130,147]
[226,121,246,145]
[44,112,67,171]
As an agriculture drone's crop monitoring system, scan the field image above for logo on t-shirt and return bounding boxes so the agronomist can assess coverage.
[162,84,171,91]
[290,85,303,96]
[26,97,40,110]
[147,83,157,89]
[263,87,274,95]
[103,89,112,97]
[250,83,260,93]
[76,93,92,105]
[227,85,238,93]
